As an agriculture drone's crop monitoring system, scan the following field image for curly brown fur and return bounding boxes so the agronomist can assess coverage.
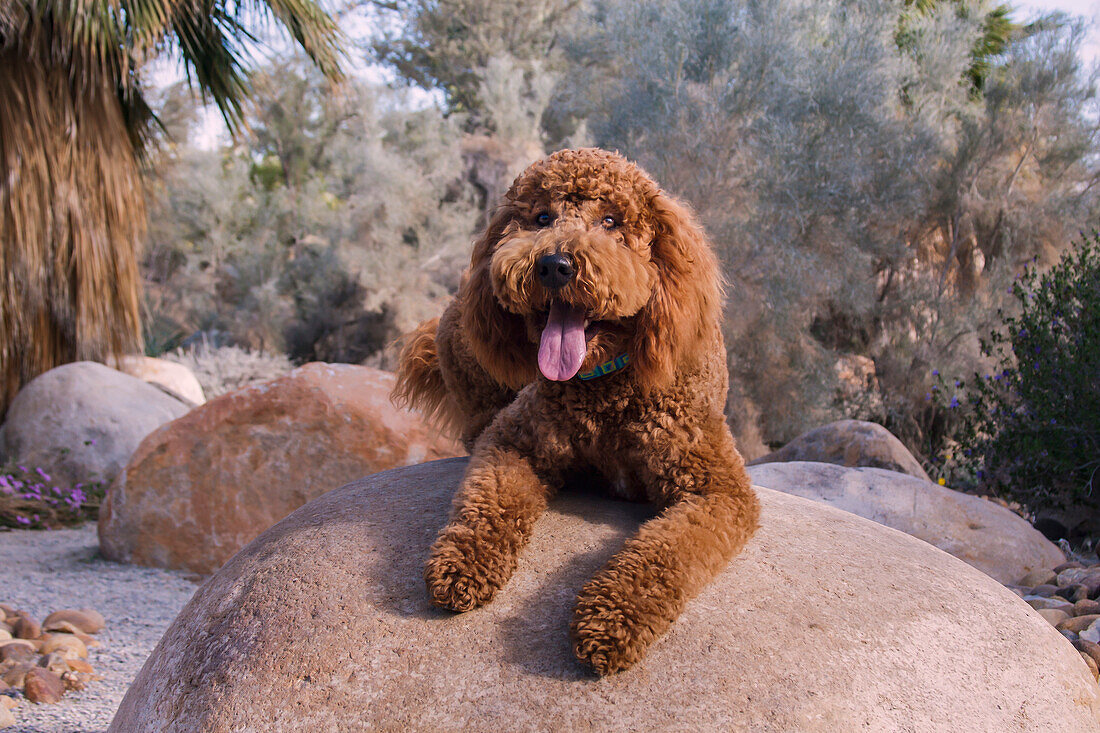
[394,148,760,675]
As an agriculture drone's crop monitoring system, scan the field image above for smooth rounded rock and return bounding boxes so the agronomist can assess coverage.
[748,419,931,480]
[99,363,462,574]
[11,614,39,641]
[24,668,64,703]
[1076,639,1100,669]
[0,362,189,487]
[1040,609,1072,627]
[1059,615,1100,634]
[110,458,1100,732]
[1,663,33,688]
[114,355,206,406]
[42,609,104,635]
[39,634,86,660]
[746,461,1064,584]
[0,641,34,662]
[1019,568,1058,587]
[1026,597,1075,614]
[1084,653,1100,680]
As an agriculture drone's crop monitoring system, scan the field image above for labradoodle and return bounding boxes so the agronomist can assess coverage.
[392,148,760,675]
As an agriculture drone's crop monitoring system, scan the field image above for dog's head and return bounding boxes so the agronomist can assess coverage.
[460,148,722,391]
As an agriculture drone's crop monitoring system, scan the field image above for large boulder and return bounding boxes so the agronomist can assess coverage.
[0,362,190,488]
[110,459,1099,732]
[114,355,206,406]
[98,363,462,574]
[749,419,931,481]
[747,461,1064,584]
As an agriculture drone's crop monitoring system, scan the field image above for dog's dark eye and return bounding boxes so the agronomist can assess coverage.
[601,216,618,229]
[535,212,551,227]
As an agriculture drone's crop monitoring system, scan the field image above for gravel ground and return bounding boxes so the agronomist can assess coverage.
[0,524,198,732]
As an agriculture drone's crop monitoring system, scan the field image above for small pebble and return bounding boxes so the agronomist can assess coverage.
[23,668,64,704]
[42,609,104,636]
[65,658,93,674]
[0,643,34,664]
[1019,569,1057,587]
[1026,597,1075,614]
[1058,614,1100,634]
[1082,652,1100,680]
[1,663,34,688]
[10,614,40,641]
[1039,609,1071,627]
[1073,639,1100,670]
[1031,584,1059,597]
[1076,599,1100,616]
[1057,568,1090,588]
[40,633,87,660]
[37,652,69,675]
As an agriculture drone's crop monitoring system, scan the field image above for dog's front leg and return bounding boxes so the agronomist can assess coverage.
[571,421,760,675]
[425,418,563,612]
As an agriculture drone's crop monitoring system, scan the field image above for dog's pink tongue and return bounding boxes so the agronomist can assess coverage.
[538,301,587,381]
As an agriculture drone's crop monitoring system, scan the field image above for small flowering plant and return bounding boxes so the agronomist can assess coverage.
[0,462,106,529]
[931,233,1100,520]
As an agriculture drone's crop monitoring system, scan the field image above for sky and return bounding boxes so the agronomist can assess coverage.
[152,1,1100,150]
[1019,0,1100,58]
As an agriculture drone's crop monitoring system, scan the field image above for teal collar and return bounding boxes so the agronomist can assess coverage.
[578,354,630,381]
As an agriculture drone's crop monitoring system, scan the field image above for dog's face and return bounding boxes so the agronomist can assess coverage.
[461,149,721,391]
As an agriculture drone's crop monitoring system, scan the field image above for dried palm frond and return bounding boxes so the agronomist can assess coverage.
[0,0,343,416]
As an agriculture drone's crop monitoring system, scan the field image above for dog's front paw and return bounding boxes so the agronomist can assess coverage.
[424,530,504,612]
[571,583,655,676]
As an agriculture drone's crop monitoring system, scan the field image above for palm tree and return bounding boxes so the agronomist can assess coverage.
[0,1,343,416]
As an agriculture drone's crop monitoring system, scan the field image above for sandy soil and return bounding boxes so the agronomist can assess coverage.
[0,524,197,732]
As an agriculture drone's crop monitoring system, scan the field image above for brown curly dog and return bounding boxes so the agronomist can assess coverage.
[392,148,759,675]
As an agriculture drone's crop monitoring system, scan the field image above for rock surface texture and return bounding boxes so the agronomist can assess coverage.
[98,363,462,574]
[110,458,1099,732]
[747,461,1064,584]
[114,355,206,406]
[0,362,190,488]
[749,419,931,480]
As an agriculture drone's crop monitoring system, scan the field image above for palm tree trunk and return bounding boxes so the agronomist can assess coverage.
[0,51,144,417]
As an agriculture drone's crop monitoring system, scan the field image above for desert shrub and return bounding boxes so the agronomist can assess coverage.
[367,0,581,123]
[0,464,105,529]
[163,343,294,398]
[933,233,1100,524]
[142,59,482,360]
[551,0,1100,452]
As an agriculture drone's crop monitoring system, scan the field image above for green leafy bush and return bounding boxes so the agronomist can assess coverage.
[935,233,1100,528]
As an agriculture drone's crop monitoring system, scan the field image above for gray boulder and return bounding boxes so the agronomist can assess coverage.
[749,419,931,480]
[747,460,1064,584]
[0,362,189,488]
[110,458,1098,732]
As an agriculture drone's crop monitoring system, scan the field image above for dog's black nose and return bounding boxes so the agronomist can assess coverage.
[537,253,575,290]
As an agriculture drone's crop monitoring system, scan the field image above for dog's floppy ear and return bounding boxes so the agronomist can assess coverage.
[460,206,539,390]
[628,191,723,389]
